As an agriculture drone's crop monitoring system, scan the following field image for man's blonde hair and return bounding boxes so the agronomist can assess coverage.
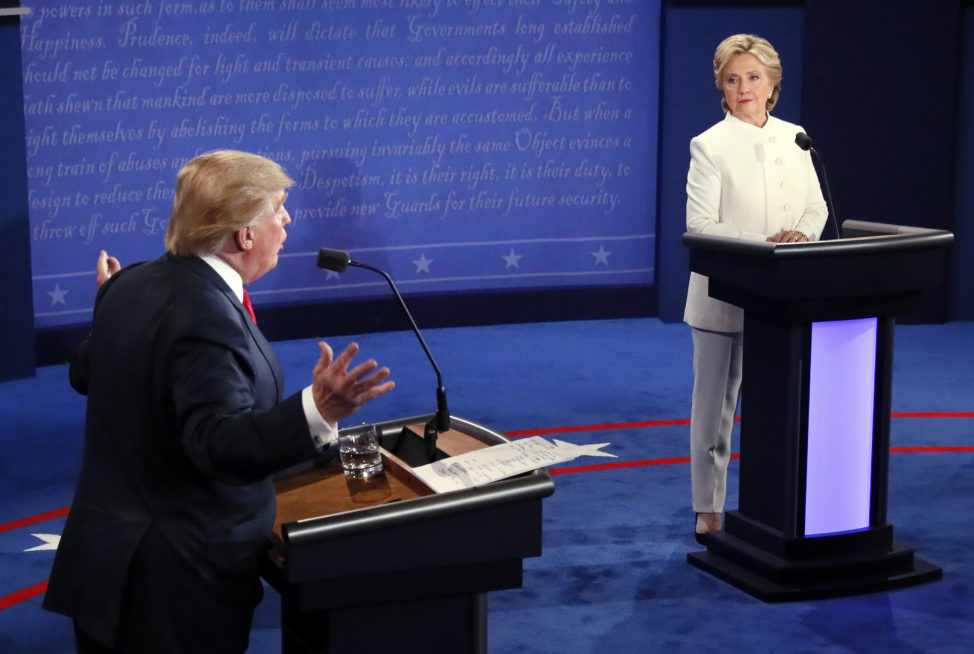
[713,34,783,113]
[165,150,294,256]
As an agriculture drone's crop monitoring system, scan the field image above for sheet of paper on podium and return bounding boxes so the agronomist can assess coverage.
[412,436,616,493]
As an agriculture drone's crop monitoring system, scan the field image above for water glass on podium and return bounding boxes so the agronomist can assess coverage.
[338,423,383,479]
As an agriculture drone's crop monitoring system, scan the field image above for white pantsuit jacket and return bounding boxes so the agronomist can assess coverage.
[683,112,828,332]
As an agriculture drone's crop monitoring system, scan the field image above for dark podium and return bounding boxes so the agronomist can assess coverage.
[261,414,555,653]
[683,220,953,601]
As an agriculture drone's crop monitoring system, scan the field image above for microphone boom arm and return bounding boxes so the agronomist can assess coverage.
[795,132,842,240]
[349,260,446,399]
[317,248,450,461]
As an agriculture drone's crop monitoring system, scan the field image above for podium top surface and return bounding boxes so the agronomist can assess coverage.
[272,415,554,548]
[682,220,953,260]
[682,221,954,316]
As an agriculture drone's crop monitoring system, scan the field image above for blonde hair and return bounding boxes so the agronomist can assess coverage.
[713,34,783,113]
[165,150,294,256]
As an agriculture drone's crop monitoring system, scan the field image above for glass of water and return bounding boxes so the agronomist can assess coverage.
[338,423,384,479]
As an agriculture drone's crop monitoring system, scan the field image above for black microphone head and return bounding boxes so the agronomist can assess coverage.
[795,132,813,151]
[317,248,350,272]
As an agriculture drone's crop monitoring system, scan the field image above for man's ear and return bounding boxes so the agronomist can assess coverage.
[234,225,254,252]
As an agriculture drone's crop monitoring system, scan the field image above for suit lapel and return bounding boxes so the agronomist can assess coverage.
[240,310,285,401]
[168,255,285,401]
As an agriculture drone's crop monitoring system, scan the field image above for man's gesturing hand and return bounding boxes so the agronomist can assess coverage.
[312,342,395,425]
[96,250,121,288]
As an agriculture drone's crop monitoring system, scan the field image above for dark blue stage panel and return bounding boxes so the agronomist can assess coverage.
[21,0,660,328]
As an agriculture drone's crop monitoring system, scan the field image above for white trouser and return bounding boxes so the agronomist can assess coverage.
[690,327,743,513]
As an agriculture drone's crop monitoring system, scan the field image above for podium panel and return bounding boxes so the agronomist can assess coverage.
[261,415,555,653]
[683,221,952,601]
[805,317,877,535]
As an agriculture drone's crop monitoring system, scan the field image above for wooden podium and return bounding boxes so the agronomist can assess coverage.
[261,415,555,653]
[682,220,953,601]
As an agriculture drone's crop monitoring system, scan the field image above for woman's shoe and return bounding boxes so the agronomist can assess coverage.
[694,512,722,543]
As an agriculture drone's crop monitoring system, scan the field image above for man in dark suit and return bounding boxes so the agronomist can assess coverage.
[43,150,395,653]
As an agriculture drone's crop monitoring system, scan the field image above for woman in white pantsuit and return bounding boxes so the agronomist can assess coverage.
[684,34,827,537]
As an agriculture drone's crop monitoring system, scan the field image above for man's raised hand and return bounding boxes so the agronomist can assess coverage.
[311,341,394,425]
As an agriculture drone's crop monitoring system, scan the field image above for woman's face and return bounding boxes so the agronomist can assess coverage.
[721,53,775,127]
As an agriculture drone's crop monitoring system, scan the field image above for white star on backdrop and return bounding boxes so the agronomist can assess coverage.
[47,284,68,306]
[412,253,433,274]
[502,248,523,269]
[591,245,612,266]
[325,270,341,281]
[25,533,60,552]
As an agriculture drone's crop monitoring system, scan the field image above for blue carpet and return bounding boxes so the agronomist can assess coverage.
[1,318,972,653]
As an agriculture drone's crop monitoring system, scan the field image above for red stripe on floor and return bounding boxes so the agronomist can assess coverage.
[0,581,47,611]
[551,453,740,475]
[552,446,974,476]
[891,446,974,453]
[507,418,693,438]
[891,412,974,418]
[509,412,972,438]
[0,507,69,535]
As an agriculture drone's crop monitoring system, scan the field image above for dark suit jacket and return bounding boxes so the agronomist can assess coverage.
[43,254,319,653]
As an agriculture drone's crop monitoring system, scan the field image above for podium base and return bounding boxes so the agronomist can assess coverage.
[688,516,942,601]
[282,592,487,654]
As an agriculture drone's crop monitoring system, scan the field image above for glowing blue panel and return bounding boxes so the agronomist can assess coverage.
[804,318,877,536]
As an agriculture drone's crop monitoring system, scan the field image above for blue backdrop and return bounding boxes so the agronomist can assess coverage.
[21,0,661,329]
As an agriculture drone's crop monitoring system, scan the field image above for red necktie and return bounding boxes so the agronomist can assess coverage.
[242,290,257,324]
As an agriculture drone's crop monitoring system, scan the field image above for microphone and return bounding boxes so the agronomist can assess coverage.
[316,247,351,272]
[795,132,842,239]
[317,248,450,463]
